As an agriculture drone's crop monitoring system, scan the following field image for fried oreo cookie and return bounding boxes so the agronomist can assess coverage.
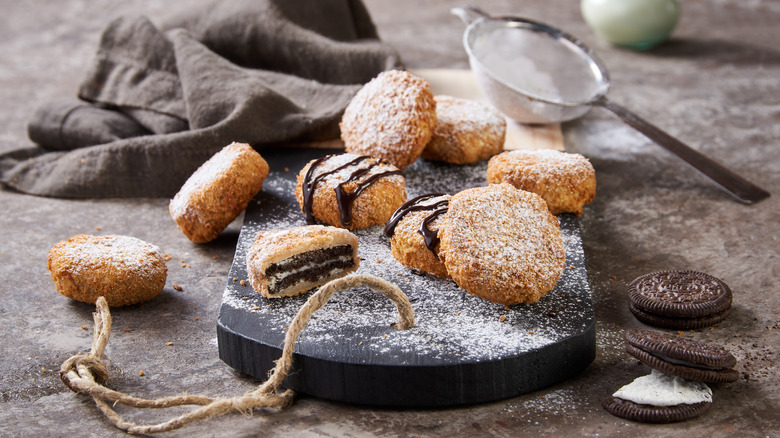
[486,149,596,215]
[246,225,359,298]
[170,142,269,243]
[295,153,406,230]
[438,184,565,305]
[48,234,167,307]
[341,70,436,170]
[421,95,506,165]
[625,329,739,384]
[628,270,732,329]
[384,193,451,279]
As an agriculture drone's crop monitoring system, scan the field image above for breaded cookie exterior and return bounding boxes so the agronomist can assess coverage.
[246,225,359,298]
[487,149,596,215]
[439,184,565,305]
[170,142,269,243]
[340,70,436,170]
[47,234,167,307]
[389,194,451,278]
[422,95,506,164]
[295,154,406,230]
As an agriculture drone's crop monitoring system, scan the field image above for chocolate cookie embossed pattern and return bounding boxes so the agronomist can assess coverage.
[628,270,732,329]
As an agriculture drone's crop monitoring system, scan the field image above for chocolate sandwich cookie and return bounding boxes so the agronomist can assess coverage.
[628,270,732,329]
[602,387,712,424]
[625,329,739,384]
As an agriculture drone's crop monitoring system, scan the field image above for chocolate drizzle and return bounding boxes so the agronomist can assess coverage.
[419,206,448,254]
[384,193,449,255]
[302,154,401,227]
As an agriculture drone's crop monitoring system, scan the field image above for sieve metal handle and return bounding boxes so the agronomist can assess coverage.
[596,97,770,204]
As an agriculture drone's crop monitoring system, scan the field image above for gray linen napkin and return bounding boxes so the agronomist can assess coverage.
[1,0,402,198]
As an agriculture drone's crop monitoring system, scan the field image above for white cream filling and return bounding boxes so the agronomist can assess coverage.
[613,369,712,406]
[267,255,353,290]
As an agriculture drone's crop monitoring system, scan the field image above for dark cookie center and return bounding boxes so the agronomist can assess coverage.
[265,245,354,295]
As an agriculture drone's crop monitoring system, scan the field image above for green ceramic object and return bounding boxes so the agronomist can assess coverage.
[581,0,680,50]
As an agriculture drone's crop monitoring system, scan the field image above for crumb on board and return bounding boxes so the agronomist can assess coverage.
[172,284,183,291]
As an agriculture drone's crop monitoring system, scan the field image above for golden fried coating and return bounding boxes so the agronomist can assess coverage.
[422,95,506,165]
[386,194,451,278]
[295,153,406,230]
[170,142,269,243]
[47,234,167,307]
[438,184,565,305]
[246,225,359,298]
[340,70,437,170]
[487,149,596,215]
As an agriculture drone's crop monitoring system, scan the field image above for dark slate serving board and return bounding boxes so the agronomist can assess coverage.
[217,147,595,407]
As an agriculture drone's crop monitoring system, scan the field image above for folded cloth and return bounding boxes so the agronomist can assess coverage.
[1,0,402,198]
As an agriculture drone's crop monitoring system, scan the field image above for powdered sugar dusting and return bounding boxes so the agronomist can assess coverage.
[56,234,164,279]
[340,70,436,169]
[439,184,565,304]
[221,153,593,365]
[497,149,593,181]
[169,143,248,218]
[425,95,506,164]
[304,153,404,189]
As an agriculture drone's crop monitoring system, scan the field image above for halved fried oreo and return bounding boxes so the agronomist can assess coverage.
[246,225,359,298]
[628,270,732,329]
[625,329,739,383]
[602,396,711,424]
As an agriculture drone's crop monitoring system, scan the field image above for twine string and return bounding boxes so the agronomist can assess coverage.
[59,273,414,434]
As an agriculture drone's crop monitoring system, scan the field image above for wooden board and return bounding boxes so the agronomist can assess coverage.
[216,147,595,407]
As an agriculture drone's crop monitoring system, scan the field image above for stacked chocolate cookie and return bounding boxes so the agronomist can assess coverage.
[603,329,738,423]
[628,270,733,329]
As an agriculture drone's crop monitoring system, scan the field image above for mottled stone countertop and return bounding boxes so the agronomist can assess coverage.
[1,1,777,436]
